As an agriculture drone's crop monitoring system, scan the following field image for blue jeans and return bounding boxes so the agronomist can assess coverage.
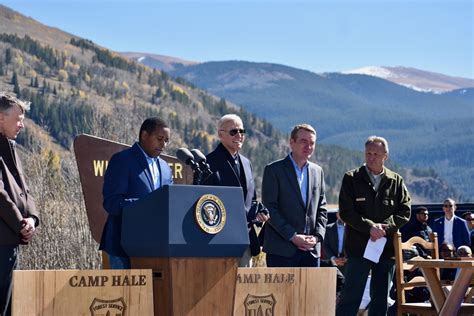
[0,246,18,316]
[336,257,395,316]
[266,250,320,267]
[108,255,130,269]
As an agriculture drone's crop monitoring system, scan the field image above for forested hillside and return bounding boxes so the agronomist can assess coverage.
[168,60,473,200]
[0,5,459,270]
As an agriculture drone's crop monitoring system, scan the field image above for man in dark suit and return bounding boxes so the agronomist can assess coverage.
[203,114,269,266]
[462,212,474,251]
[432,198,470,250]
[262,123,328,267]
[323,211,346,298]
[0,93,39,316]
[101,117,173,269]
[323,211,347,271]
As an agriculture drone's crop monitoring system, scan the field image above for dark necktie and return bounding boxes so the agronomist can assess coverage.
[233,155,241,178]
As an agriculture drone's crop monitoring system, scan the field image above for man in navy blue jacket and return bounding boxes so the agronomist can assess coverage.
[100,117,173,269]
[432,198,470,250]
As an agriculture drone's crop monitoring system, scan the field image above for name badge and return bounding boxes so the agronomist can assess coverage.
[356,197,366,202]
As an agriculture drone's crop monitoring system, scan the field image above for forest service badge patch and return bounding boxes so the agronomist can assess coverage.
[244,294,276,316]
[195,194,226,234]
[89,297,126,316]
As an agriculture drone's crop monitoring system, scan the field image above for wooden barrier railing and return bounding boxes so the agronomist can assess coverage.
[12,267,337,315]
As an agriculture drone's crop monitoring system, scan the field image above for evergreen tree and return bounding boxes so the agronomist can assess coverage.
[11,72,20,96]
[5,48,12,65]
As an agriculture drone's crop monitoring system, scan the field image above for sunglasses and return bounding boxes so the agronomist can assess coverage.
[443,204,454,208]
[418,213,429,216]
[222,128,246,136]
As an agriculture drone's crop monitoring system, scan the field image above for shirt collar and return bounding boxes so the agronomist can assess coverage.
[444,216,455,223]
[289,152,308,171]
[137,142,156,161]
[364,164,384,177]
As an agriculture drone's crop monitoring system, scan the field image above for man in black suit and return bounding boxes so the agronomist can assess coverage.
[203,114,269,266]
[262,123,328,267]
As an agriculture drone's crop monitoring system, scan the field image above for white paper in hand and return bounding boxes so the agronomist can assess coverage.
[363,237,387,263]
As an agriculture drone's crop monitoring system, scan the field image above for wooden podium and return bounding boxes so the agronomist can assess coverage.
[122,185,249,315]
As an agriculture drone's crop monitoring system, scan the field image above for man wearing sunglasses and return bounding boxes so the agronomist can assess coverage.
[262,124,328,268]
[203,114,269,267]
[432,198,470,250]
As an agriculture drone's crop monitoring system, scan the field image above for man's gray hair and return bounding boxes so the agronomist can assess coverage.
[217,114,243,130]
[365,135,389,154]
[0,93,31,113]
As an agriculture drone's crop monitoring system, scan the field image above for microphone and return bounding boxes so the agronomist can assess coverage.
[190,149,206,163]
[176,148,200,172]
[190,149,214,184]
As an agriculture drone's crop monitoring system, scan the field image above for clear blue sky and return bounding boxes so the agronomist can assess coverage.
[3,0,473,78]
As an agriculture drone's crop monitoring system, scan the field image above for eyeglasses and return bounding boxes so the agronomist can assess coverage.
[221,128,246,136]
[443,204,454,208]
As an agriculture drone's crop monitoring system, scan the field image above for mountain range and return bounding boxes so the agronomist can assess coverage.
[343,66,474,93]
[123,53,474,94]
[123,55,474,201]
[0,4,467,204]
[2,4,471,273]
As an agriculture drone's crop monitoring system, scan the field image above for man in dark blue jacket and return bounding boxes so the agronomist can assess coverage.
[432,198,470,250]
[100,117,173,269]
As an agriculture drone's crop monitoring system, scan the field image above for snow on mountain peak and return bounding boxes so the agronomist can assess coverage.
[342,66,397,79]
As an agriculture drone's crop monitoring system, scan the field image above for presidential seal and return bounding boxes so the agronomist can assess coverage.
[195,194,226,234]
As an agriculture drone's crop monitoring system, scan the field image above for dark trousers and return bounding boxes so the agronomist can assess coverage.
[266,250,320,267]
[336,257,395,316]
[0,246,18,316]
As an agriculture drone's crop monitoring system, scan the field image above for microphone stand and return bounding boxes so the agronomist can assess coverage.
[193,167,203,185]
[198,162,214,184]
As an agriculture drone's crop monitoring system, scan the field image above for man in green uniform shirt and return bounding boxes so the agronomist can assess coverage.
[336,136,411,316]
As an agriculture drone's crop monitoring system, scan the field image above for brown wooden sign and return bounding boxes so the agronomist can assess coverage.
[234,267,337,315]
[12,269,153,316]
[73,134,193,243]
